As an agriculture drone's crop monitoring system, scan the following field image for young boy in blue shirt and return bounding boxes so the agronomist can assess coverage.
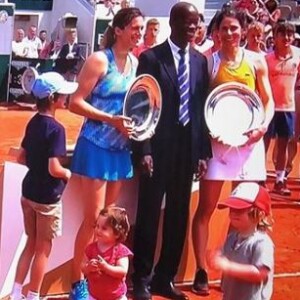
[10,72,78,300]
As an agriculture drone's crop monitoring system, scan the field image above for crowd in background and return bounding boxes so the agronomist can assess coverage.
[12,24,80,61]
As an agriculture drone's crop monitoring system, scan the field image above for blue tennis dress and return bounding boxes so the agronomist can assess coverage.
[71,48,136,181]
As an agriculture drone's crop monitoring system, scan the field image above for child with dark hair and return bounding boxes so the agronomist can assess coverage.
[10,72,78,300]
[209,182,274,300]
[82,206,132,300]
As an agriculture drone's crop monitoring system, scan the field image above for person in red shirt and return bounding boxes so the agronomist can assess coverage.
[82,206,132,300]
[132,18,160,58]
[265,22,300,195]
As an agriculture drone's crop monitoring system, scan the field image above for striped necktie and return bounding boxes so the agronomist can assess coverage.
[178,49,190,126]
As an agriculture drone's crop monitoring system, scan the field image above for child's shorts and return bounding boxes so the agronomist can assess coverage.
[21,197,62,239]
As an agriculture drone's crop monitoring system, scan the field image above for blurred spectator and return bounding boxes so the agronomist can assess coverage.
[132,18,160,57]
[203,11,221,57]
[232,0,280,25]
[49,40,62,59]
[262,0,281,26]
[39,30,49,59]
[265,32,274,53]
[23,25,42,59]
[192,13,214,54]
[121,0,130,8]
[39,30,47,49]
[246,21,266,53]
[12,28,27,58]
[58,28,80,81]
[293,32,300,48]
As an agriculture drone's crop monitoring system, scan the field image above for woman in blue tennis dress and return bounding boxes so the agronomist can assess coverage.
[68,8,144,299]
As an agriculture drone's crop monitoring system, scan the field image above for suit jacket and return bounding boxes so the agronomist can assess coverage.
[58,43,80,59]
[136,40,212,169]
[56,43,81,74]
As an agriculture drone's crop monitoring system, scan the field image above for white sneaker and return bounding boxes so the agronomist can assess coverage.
[8,295,26,300]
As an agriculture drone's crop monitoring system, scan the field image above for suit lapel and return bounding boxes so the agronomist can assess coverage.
[159,41,178,89]
[189,50,197,97]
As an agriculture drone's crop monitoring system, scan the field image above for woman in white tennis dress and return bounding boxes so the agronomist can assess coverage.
[191,7,274,296]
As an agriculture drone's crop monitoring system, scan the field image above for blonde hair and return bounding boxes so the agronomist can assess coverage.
[99,206,130,242]
[248,21,264,35]
[248,207,274,231]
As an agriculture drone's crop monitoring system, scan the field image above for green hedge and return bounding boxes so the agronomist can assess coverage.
[8,0,53,11]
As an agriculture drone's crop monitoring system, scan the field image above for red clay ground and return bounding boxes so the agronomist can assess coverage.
[1,107,300,299]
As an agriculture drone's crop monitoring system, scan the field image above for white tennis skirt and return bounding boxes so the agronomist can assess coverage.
[204,138,266,181]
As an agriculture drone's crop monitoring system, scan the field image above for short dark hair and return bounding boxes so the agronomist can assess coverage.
[198,13,205,23]
[32,92,60,112]
[273,21,295,37]
[215,6,248,30]
[170,1,198,25]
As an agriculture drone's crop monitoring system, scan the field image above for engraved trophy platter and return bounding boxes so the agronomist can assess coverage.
[205,82,265,147]
[123,74,162,141]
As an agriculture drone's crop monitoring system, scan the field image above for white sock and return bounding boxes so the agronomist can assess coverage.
[26,291,40,300]
[11,282,23,300]
[276,170,285,183]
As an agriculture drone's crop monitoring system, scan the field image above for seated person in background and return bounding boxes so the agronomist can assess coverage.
[12,28,27,58]
[58,28,80,81]
[23,25,42,59]
[132,18,160,58]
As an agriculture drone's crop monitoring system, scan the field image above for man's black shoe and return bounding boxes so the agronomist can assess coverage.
[151,280,189,300]
[132,282,152,300]
[191,268,210,296]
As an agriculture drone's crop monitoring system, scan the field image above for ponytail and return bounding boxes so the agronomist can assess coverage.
[100,25,115,49]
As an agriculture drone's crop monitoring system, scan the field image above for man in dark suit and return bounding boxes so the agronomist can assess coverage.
[132,2,212,300]
[56,28,80,81]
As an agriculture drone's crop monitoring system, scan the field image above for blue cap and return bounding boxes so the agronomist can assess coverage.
[31,72,78,99]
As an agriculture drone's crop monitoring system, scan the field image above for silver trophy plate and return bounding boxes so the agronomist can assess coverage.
[123,74,162,141]
[205,82,265,147]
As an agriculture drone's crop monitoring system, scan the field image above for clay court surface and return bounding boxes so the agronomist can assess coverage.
[1,107,300,299]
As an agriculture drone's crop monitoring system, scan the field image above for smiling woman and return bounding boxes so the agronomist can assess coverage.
[191,5,275,296]
[66,7,144,300]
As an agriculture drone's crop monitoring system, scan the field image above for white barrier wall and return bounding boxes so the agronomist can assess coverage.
[0,162,139,297]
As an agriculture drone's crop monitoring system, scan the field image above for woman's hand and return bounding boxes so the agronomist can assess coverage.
[194,159,208,180]
[140,155,153,177]
[111,115,135,137]
[243,126,267,146]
